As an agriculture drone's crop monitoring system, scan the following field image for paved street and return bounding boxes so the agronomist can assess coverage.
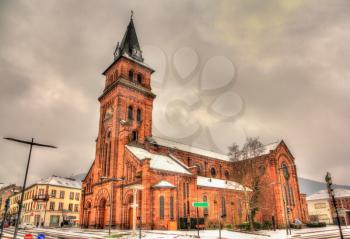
[1,226,350,239]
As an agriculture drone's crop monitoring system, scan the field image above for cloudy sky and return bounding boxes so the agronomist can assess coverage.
[1,0,350,188]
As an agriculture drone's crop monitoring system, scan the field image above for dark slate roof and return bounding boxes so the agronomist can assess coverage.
[114,18,143,62]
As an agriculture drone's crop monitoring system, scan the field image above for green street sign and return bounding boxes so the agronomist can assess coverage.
[192,202,208,207]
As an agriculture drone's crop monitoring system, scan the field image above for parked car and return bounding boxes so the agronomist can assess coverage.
[18,223,35,230]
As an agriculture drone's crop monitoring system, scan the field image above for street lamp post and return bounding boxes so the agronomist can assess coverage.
[100,176,124,236]
[3,137,57,239]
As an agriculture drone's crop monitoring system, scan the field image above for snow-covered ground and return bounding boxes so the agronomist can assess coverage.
[3,225,349,239]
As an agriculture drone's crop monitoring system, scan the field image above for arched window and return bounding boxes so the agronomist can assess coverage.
[128,70,134,81]
[128,106,133,120]
[159,196,164,219]
[221,196,226,217]
[195,164,202,175]
[170,196,174,220]
[203,195,208,216]
[137,74,143,84]
[281,163,290,180]
[224,170,230,179]
[136,109,142,123]
[210,167,216,177]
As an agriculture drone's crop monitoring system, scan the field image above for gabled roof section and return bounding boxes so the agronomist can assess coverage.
[197,176,251,191]
[151,136,231,162]
[237,140,281,160]
[152,180,176,189]
[125,145,191,175]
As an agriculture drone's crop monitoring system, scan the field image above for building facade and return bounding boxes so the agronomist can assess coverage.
[81,17,306,230]
[0,184,21,221]
[8,176,81,227]
[307,189,350,225]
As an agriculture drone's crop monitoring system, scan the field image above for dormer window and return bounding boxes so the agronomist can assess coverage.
[128,70,134,81]
[137,74,143,84]
[137,109,142,123]
[131,131,138,141]
[128,106,133,120]
[210,167,216,177]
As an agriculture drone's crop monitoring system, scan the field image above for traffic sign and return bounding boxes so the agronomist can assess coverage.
[24,234,33,239]
[37,233,45,239]
[192,202,208,207]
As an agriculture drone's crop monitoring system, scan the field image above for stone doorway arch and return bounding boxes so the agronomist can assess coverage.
[97,198,107,228]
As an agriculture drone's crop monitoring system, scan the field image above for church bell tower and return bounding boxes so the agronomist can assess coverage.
[95,14,156,180]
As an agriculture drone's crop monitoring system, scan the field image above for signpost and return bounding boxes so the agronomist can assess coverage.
[192,202,209,238]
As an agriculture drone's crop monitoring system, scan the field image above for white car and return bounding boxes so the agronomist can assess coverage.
[18,223,35,230]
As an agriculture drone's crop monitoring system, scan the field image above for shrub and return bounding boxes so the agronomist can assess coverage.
[226,224,233,229]
[237,222,262,231]
[262,221,273,230]
[306,222,326,228]
[237,222,250,230]
[290,223,302,229]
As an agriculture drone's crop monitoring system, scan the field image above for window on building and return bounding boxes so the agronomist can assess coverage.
[68,203,73,211]
[49,202,55,211]
[75,193,80,201]
[314,203,327,209]
[131,130,138,141]
[136,109,142,123]
[59,191,65,199]
[170,196,174,220]
[183,182,186,199]
[128,106,133,120]
[137,74,143,84]
[221,196,226,217]
[196,164,202,175]
[74,204,79,212]
[224,170,230,179]
[203,195,208,216]
[69,192,74,200]
[128,70,134,81]
[58,202,63,210]
[183,203,186,217]
[210,167,216,177]
[39,189,44,196]
[159,196,164,219]
[51,190,56,198]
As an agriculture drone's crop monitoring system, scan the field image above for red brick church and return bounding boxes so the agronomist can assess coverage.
[81,16,307,230]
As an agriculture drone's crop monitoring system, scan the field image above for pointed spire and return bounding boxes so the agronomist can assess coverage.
[114,11,143,62]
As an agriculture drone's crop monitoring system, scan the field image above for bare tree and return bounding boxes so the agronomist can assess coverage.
[228,142,240,161]
[242,137,264,159]
[229,137,264,231]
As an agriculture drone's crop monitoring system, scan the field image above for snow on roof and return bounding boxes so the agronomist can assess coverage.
[152,137,231,161]
[238,141,280,160]
[307,189,350,201]
[152,180,176,188]
[152,136,280,162]
[36,175,81,189]
[125,145,191,175]
[196,176,251,191]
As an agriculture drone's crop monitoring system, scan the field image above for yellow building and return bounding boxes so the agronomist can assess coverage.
[8,175,81,227]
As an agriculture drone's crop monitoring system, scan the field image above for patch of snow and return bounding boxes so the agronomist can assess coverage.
[126,145,191,175]
[36,175,81,189]
[152,180,176,188]
[197,176,251,191]
[307,188,350,201]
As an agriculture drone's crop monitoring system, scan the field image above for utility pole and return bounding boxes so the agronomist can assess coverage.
[3,137,57,239]
[325,172,344,239]
[0,198,10,239]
